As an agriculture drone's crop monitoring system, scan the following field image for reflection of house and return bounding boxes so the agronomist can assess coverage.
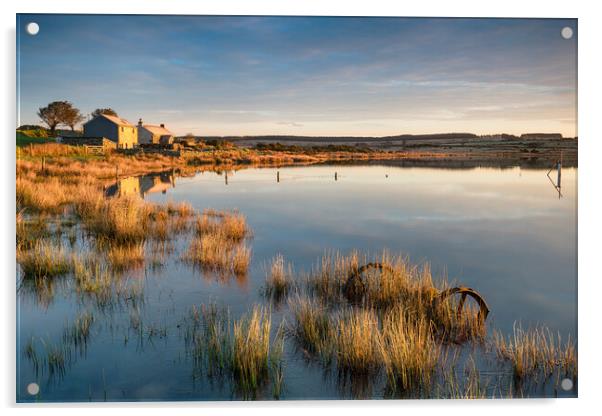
[137,119,174,145]
[83,114,138,149]
[104,172,175,198]
[139,172,175,195]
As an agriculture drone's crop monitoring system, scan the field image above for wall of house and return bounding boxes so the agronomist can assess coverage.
[137,127,158,144]
[84,117,138,149]
[84,116,118,142]
[117,125,138,149]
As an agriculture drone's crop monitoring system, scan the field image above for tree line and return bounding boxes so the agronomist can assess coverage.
[35,101,119,134]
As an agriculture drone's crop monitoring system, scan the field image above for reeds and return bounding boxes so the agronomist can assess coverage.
[195,209,250,242]
[289,296,334,360]
[264,254,294,301]
[17,241,72,280]
[106,243,145,271]
[334,308,382,375]
[379,305,440,393]
[185,304,284,399]
[183,210,252,276]
[493,323,577,381]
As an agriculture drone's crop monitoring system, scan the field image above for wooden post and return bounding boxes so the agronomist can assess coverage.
[277,171,280,183]
[41,157,45,173]
[225,171,228,185]
[335,172,338,181]
[29,143,33,156]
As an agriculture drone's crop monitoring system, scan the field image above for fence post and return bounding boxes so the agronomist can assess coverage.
[42,156,46,173]
[29,143,33,156]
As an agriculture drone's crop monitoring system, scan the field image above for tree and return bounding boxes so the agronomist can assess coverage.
[91,108,118,118]
[63,106,85,131]
[37,101,77,135]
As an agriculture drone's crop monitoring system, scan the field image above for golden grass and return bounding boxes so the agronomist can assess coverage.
[289,296,334,360]
[195,209,250,241]
[185,304,283,399]
[493,323,577,381]
[334,308,382,374]
[231,306,273,395]
[379,305,440,393]
[264,254,294,300]
[232,244,252,276]
[183,210,252,276]
[17,241,72,280]
[106,243,145,271]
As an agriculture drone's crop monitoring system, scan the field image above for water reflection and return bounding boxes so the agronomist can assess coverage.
[18,163,577,401]
[104,171,176,198]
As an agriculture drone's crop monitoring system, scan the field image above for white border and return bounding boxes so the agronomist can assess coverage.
[2,1,600,415]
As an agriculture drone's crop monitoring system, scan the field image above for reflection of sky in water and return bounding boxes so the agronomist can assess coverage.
[149,165,577,336]
[17,165,577,401]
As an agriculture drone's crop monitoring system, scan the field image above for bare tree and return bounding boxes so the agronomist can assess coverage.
[37,101,76,135]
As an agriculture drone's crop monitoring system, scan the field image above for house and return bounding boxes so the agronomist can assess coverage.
[83,114,138,149]
[137,119,174,145]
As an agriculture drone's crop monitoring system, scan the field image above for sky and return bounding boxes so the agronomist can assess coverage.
[17,15,577,137]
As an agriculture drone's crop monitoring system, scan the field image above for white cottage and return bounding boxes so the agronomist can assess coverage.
[137,119,174,145]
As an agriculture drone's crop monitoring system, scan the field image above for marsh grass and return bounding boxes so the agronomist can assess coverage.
[289,296,334,361]
[334,308,382,375]
[184,304,283,399]
[195,209,250,241]
[493,323,577,382]
[106,242,145,271]
[264,254,294,302]
[17,241,72,280]
[379,305,440,394]
[232,244,252,277]
[183,210,252,276]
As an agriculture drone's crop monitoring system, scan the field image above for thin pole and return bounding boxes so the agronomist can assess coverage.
[277,171,280,183]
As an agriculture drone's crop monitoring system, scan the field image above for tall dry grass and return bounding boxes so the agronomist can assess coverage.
[17,241,72,280]
[264,254,294,301]
[493,323,577,381]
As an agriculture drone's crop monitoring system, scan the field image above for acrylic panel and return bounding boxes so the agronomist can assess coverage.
[16,14,578,402]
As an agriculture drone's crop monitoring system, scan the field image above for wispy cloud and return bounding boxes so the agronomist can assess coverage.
[17,15,577,136]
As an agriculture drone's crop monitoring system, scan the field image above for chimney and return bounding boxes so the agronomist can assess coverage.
[160,123,165,128]
[138,118,143,126]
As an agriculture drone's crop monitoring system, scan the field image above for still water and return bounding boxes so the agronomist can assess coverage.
[17,164,577,401]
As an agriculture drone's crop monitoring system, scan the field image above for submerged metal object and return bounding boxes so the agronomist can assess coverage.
[344,263,490,322]
[438,286,490,321]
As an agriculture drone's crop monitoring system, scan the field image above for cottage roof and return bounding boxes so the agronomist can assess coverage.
[141,124,173,136]
[84,113,135,127]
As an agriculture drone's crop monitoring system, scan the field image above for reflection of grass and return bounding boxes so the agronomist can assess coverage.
[63,311,94,355]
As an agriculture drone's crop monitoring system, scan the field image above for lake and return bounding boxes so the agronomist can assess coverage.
[17,163,577,401]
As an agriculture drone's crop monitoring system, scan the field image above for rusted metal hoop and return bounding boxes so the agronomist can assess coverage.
[437,286,490,321]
